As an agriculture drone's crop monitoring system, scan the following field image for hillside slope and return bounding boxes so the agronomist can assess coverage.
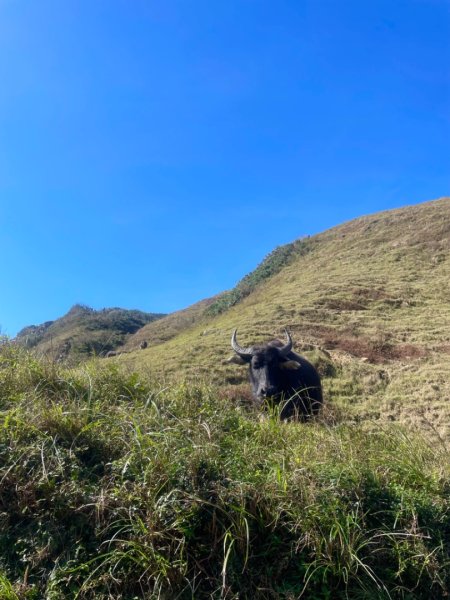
[119,197,450,441]
[16,304,165,361]
[120,295,221,351]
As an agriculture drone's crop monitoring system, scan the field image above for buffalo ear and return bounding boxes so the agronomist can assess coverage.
[226,354,249,365]
[280,360,302,370]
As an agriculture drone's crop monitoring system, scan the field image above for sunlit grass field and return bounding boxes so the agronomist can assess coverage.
[115,198,450,445]
[1,344,449,599]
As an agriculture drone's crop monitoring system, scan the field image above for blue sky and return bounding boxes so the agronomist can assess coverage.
[1,0,449,336]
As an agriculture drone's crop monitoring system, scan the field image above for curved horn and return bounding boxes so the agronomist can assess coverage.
[231,329,253,359]
[279,328,293,357]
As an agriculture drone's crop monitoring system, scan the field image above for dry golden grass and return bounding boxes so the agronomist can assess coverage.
[117,197,450,443]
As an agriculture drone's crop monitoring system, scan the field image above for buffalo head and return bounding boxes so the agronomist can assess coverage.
[229,329,323,419]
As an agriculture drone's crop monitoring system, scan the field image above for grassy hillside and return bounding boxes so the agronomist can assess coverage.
[16,304,165,361]
[0,344,448,599]
[120,296,220,351]
[118,197,450,442]
[2,198,450,598]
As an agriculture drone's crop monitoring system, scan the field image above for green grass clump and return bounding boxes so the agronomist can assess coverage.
[0,344,449,599]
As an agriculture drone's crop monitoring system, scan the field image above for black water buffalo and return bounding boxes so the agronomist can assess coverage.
[230,329,323,420]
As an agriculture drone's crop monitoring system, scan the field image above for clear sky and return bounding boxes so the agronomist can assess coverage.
[1,0,449,336]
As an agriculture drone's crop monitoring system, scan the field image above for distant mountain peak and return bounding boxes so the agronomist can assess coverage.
[16,305,166,361]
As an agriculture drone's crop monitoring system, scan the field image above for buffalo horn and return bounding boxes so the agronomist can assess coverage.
[279,329,293,357]
[231,329,253,359]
